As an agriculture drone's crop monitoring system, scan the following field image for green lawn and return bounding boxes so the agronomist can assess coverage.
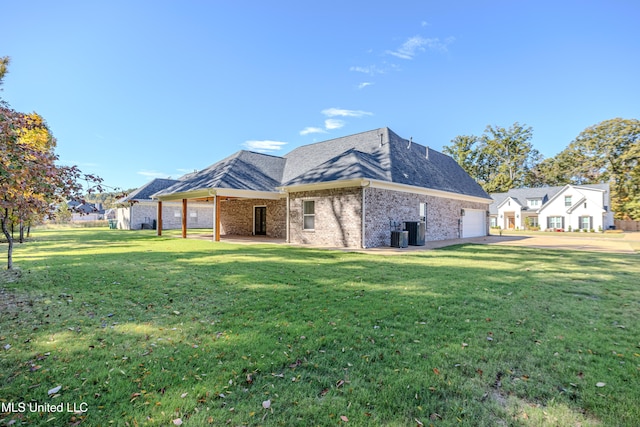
[1,228,639,426]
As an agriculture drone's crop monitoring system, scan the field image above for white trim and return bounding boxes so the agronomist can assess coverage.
[156,188,283,201]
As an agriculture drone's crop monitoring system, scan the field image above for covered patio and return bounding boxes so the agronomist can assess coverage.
[155,189,287,242]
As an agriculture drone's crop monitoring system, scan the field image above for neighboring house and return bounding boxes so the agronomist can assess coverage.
[489,183,614,231]
[153,127,492,248]
[116,178,214,230]
[67,200,104,221]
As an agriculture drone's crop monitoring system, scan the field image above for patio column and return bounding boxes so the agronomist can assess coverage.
[182,199,187,238]
[215,195,221,242]
[157,201,163,236]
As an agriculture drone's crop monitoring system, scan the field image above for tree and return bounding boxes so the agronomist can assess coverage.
[0,56,9,86]
[444,122,541,193]
[443,135,479,179]
[557,118,640,219]
[1,60,103,270]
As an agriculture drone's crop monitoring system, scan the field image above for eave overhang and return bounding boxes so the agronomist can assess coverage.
[154,188,284,201]
[279,179,492,204]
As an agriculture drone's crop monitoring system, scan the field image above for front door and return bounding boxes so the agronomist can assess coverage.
[254,206,266,235]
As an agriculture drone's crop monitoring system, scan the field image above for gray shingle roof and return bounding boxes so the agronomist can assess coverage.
[155,150,286,196]
[153,127,490,200]
[282,127,490,199]
[118,178,179,203]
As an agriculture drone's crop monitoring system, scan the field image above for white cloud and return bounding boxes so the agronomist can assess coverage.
[349,65,385,75]
[243,140,287,153]
[324,119,345,130]
[358,82,373,89]
[300,127,326,136]
[386,35,453,59]
[322,108,373,118]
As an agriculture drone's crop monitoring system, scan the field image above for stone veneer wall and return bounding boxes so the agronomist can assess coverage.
[117,201,214,230]
[288,188,362,247]
[219,198,286,238]
[364,187,489,248]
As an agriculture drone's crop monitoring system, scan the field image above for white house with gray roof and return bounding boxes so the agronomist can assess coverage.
[152,127,493,248]
[116,178,214,230]
[489,183,614,232]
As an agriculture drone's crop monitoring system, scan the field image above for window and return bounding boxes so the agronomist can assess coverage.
[564,196,572,207]
[527,216,539,228]
[548,216,564,229]
[303,200,315,230]
[527,199,540,207]
[490,217,497,228]
[580,216,593,230]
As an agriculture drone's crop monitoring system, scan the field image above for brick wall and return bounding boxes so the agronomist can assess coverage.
[364,188,489,247]
[288,186,489,248]
[220,198,286,238]
[288,188,362,247]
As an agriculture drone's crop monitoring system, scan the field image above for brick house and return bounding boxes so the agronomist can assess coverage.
[153,127,492,248]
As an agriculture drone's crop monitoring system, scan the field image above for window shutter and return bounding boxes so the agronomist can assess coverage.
[547,217,551,229]
[590,216,593,230]
[561,217,565,229]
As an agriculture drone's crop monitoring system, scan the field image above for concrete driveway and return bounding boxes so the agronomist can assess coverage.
[472,232,639,254]
[362,232,639,255]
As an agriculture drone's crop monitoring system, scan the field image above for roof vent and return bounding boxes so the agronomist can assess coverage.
[407,137,412,149]
[425,146,429,160]
[379,133,384,147]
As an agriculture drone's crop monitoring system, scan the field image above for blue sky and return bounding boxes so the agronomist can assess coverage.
[3,0,639,191]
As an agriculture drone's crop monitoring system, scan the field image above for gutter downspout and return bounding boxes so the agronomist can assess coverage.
[361,180,371,249]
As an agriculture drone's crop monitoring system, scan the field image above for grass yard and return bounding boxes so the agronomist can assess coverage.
[1,228,639,426]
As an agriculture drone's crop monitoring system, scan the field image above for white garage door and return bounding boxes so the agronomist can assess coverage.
[462,209,486,238]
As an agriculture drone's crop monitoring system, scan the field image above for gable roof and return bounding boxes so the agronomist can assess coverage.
[154,127,490,202]
[496,196,524,210]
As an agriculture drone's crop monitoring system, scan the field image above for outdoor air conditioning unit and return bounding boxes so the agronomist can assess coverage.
[391,230,408,248]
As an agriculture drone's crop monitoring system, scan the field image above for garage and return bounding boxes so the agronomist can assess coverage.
[462,209,487,238]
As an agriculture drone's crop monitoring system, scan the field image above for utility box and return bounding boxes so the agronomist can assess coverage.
[404,221,426,246]
[391,230,409,248]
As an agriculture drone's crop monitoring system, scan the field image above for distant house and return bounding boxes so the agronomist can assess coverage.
[489,184,614,231]
[116,178,214,230]
[67,200,103,221]
[153,127,492,248]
